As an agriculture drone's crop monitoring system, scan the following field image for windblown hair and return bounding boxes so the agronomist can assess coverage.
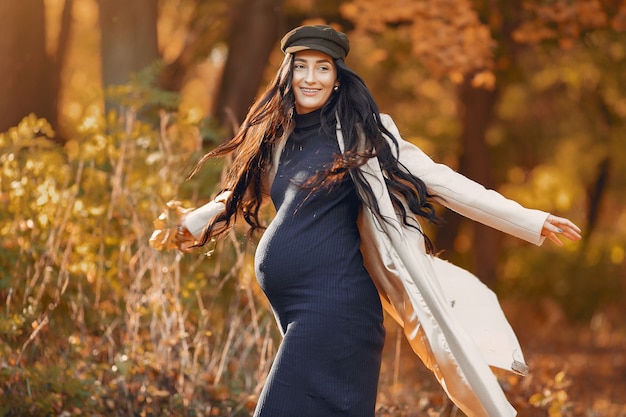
[189,53,441,252]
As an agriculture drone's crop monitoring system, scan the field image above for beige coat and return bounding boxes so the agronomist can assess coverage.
[183,114,549,417]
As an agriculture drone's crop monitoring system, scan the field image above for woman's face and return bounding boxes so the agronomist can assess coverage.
[292,50,338,114]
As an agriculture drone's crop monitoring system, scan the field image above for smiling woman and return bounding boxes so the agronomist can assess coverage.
[166,24,582,417]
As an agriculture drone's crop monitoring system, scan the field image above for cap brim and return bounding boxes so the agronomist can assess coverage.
[284,44,340,59]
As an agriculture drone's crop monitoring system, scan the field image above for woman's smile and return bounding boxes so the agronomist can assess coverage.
[300,87,321,95]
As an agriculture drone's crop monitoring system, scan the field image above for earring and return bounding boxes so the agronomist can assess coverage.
[333,85,339,91]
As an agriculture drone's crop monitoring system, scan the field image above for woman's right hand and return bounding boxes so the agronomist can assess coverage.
[175,224,197,252]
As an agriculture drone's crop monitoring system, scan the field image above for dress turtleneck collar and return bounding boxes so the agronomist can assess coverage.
[294,108,323,130]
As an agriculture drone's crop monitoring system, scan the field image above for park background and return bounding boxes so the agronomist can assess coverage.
[1,0,625,415]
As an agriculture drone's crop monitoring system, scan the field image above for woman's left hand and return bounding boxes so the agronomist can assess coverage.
[541,214,582,246]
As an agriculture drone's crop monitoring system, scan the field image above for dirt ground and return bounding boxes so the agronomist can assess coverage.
[375,299,626,417]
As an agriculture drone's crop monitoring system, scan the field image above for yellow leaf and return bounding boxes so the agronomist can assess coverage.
[554,370,567,385]
[529,392,546,406]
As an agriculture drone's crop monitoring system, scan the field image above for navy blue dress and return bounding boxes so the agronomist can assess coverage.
[254,110,386,417]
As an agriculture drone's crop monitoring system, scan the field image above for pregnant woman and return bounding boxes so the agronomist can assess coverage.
[171,24,582,417]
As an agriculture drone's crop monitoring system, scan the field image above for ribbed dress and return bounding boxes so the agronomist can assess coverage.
[253,109,386,417]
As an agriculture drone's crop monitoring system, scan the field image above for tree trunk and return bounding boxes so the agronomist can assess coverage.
[435,0,527,289]
[0,0,55,132]
[213,0,285,131]
[459,81,500,288]
[98,0,159,87]
[437,80,500,288]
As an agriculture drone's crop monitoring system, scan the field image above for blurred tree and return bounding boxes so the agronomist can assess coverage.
[213,0,285,129]
[98,0,159,88]
[0,0,72,136]
[158,1,230,93]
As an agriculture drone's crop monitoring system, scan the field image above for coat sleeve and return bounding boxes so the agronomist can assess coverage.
[182,190,232,239]
[380,114,549,245]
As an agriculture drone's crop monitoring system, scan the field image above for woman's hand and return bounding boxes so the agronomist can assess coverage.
[149,201,198,252]
[175,224,197,252]
[541,214,582,246]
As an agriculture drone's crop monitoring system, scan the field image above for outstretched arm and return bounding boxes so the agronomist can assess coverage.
[380,114,583,246]
[541,214,582,246]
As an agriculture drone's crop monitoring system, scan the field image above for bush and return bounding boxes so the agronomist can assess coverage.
[0,106,274,416]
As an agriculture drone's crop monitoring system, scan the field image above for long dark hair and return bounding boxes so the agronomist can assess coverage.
[189,53,441,252]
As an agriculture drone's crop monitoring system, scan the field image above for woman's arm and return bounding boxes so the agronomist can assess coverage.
[380,114,581,245]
